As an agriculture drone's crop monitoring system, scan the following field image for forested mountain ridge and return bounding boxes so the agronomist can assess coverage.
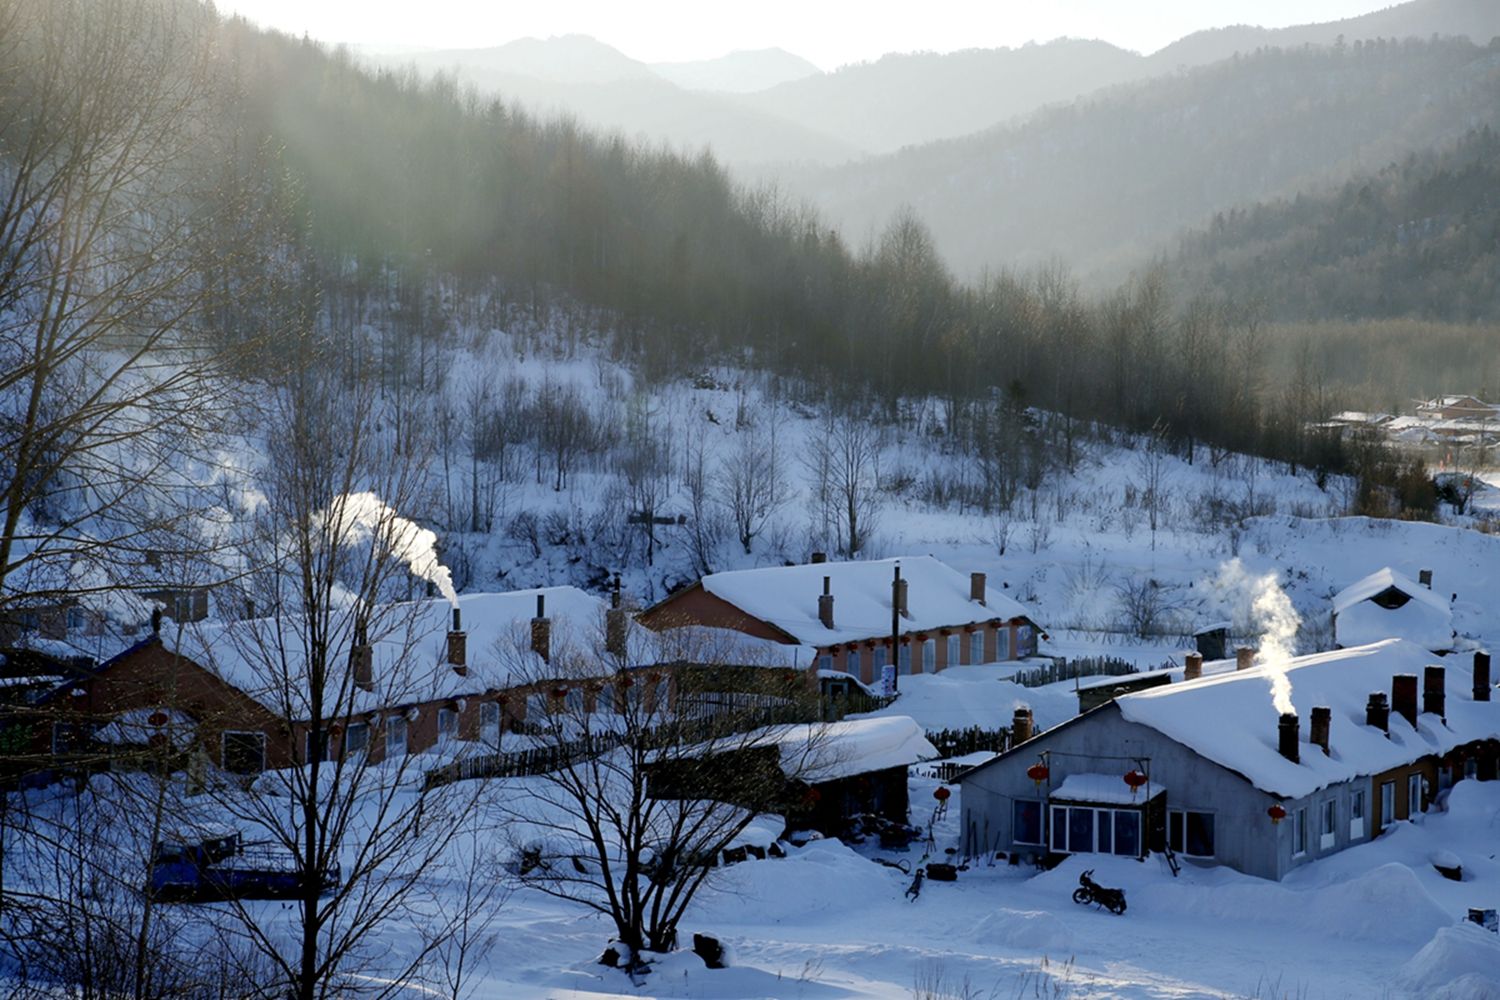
[1171,126,1500,322]
[789,36,1500,283]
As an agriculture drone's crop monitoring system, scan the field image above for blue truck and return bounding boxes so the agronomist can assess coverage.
[148,833,341,902]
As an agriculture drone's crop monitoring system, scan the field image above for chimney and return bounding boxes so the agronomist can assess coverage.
[1310,706,1331,756]
[970,572,987,605]
[1474,650,1492,702]
[352,623,374,691]
[810,551,827,564]
[1392,674,1418,729]
[531,594,551,663]
[1277,712,1299,764]
[818,576,835,629]
[1183,652,1203,681]
[447,607,467,674]
[1418,568,1433,589]
[1423,665,1445,720]
[1011,706,1034,744]
[1365,691,1390,734]
[1236,646,1256,671]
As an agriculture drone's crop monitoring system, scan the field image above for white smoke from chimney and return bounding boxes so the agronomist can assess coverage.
[323,492,459,608]
[1213,559,1300,715]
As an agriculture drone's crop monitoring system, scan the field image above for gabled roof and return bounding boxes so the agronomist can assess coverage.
[966,640,1499,801]
[179,587,612,716]
[1114,639,1494,799]
[1331,567,1450,616]
[686,555,1039,647]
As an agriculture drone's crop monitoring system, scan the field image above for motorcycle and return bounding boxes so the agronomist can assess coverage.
[1071,869,1126,914]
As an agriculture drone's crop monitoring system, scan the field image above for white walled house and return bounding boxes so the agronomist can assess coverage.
[960,640,1499,881]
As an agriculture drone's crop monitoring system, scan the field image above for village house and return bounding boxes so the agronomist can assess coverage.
[17,586,640,779]
[960,640,1498,881]
[637,556,1045,690]
[1414,395,1499,422]
[1332,566,1455,654]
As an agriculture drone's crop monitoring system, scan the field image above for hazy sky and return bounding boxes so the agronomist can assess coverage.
[220,0,1398,69]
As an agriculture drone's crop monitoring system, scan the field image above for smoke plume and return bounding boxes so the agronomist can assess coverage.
[324,492,459,608]
[1213,559,1301,715]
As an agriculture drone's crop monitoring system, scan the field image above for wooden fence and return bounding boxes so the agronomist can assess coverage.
[1012,655,1138,688]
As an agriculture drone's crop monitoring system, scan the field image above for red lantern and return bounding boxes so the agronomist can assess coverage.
[1267,804,1287,825]
[552,686,570,699]
[933,786,951,802]
[1026,762,1049,787]
[1123,770,1149,794]
[147,710,168,727]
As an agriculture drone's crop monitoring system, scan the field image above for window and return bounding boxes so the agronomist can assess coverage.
[947,635,960,669]
[480,702,502,746]
[898,644,912,675]
[1292,807,1307,857]
[595,685,616,715]
[848,649,861,677]
[51,722,87,756]
[438,708,458,742]
[1049,805,1143,857]
[997,627,1011,661]
[818,653,832,673]
[527,692,548,722]
[565,687,585,714]
[873,646,887,671]
[1168,810,1216,858]
[1349,790,1365,840]
[387,716,408,758]
[1380,781,1395,828]
[1320,800,1337,850]
[921,639,935,673]
[222,731,266,774]
[344,722,369,757]
[1013,800,1044,845]
[1017,624,1033,657]
[1465,758,1478,780]
[305,730,330,763]
[1407,773,1423,818]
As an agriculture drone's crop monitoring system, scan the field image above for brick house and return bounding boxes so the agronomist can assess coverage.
[20,587,639,777]
[637,556,1045,689]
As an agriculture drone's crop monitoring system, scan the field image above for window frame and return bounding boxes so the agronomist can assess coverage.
[344,721,370,758]
[970,630,984,665]
[1292,806,1307,857]
[1380,780,1395,828]
[898,643,912,675]
[847,649,861,677]
[437,707,459,742]
[921,639,935,673]
[1320,799,1337,850]
[1168,809,1216,859]
[387,715,408,758]
[1349,789,1365,840]
[947,634,960,669]
[221,730,267,774]
[1406,772,1423,818]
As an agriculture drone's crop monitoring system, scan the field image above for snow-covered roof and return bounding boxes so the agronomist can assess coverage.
[676,715,938,783]
[695,556,1039,647]
[1331,568,1450,616]
[1052,772,1165,805]
[180,587,612,716]
[1335,599,1454,653]
[758,715,939,783]
[1114,639,1498,799]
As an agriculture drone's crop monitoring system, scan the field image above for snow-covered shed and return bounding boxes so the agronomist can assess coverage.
[648,715,938,836]
[961,639,1499,880]
[637,556,1044,688]
[1332,567,1454,653]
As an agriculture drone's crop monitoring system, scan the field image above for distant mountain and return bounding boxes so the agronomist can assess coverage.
[1170,127,1500,322]
[788,37,1500,284]
[380,38,855,168]
[404,34,655,85]
[1151,0,1500,69]
[737,39,1152,155]
[650,48,821,93]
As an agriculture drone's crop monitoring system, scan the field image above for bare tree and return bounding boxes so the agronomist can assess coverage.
[491,625,826,971]
[808,406,883,557]
[0,0,251,617]
[678,426,726,577]
[1135,423,1169,551]
[717,416,787,555]
[196,362,494,1000]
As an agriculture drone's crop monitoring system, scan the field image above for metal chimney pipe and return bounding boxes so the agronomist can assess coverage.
[1184,652,1203,681]
[452,607,461,632]
[532,594,551,663]
[1310,706,1331,756]
[1475,651,1492,702]
[818,576,835,630]
[1278,712,1299,763]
